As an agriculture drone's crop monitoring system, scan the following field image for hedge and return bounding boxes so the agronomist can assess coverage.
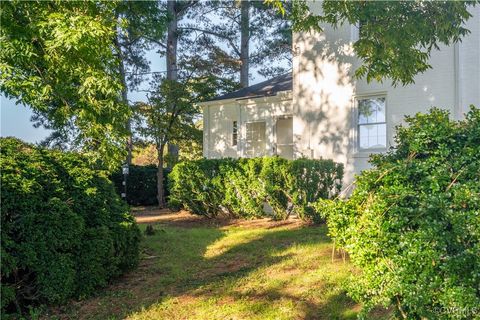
[110,165,169,206]
[316,107,480,319]
[168,157,343,221]
[0,138,141,317]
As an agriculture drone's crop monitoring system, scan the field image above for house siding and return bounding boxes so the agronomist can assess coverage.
[293,2,479,186]
[201,3,479,190]
[202,92,293,159]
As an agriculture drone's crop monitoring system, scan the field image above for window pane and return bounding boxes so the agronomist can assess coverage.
[359,123,386,149]
[358,97,385,124]
[232,121,238,146]
[358,99,369,124]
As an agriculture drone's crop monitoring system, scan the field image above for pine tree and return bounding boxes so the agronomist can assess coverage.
[181,0,292,87]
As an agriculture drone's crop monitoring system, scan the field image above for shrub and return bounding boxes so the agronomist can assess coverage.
[168,156,343,220]
[168,159,226,217]
[110,165,170,206]
[222,158,266,218]
[289,158,344,222]
[0,138,141,316]
[317,107,480,319]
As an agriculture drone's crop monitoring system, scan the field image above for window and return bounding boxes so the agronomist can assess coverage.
[232,121,238,146]
[245,121,266,157]
[357,97,387,150]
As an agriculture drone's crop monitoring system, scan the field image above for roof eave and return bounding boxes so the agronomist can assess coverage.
[197,90,293,107]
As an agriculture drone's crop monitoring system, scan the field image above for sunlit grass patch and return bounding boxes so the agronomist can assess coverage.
[51,214,389,320]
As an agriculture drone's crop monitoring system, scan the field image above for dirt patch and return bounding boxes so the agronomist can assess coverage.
[133,207,309,229]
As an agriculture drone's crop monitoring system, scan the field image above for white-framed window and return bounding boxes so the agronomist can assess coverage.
[232,121,238,146]
[357,96,387,151]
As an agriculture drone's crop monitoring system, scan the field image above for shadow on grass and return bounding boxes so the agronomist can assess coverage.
[56,221,383,320]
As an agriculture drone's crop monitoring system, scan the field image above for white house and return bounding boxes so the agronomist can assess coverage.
[199,4,480,187]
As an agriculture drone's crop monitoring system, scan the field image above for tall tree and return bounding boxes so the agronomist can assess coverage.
[182,0,292,87]
[267,0,479,85]
[0,1,128,170]
[240,0,250,87]
[166,0,180,164]
[114,1,167,165]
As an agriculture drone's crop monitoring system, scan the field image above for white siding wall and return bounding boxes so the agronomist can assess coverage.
[202,92,293,159]
[293,2,480,186]
[459,6,480,115]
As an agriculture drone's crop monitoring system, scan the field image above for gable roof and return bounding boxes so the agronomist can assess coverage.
[208,73,292,102]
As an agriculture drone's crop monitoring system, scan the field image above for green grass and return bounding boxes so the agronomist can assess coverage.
[52,217,389,320]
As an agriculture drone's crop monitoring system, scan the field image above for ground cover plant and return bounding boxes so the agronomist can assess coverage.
[317,107,480,319]
[168,157,343,221]
[0,138,141,317]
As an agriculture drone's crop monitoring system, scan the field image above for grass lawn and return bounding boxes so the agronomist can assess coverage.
[49,209,389,320]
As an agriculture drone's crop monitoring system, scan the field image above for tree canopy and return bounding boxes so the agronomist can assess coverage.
[268,0,479,85]
[1,1,130,169]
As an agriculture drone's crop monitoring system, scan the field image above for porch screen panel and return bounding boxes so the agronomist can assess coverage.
[245,121,266,157]
[276,117,293,160]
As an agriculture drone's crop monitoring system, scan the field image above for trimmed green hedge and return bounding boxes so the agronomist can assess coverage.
[317,107,480,318]
[168,157,343,221]
[0,138,141,316]
[110,165,169,206]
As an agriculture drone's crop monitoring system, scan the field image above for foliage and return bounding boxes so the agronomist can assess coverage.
[0,138,141,317]
[267,0,479,85]
[132,140,203,166]
[169,157,343,220]
[110,165,170,206]
[168,158,226,217]
[133,74,226,206]
[144,225,156,236]
[317,107,480,319]
[222,158,266,218]
[132,144,159,166]
[115,1,168,89]
[182,0,292,82]
[0,1,131,170]
[289,158,344,223]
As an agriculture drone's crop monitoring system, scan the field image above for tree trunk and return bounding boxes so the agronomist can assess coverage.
[240,0,250,88]
[119,62,133,166]
[115,16,133,165]
[157,143,166,207]
[166,0,179,168]
[166,0,178,82]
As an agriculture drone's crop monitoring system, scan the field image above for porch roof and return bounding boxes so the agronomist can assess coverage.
[208,73,292,102]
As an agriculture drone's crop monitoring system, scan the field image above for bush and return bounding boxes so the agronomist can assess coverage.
[317,107,480,319]
[168,159,226,217]
[222,158,265,218]
[0,138,141,316]
[110,165,170,206]
[168,156,343,220]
